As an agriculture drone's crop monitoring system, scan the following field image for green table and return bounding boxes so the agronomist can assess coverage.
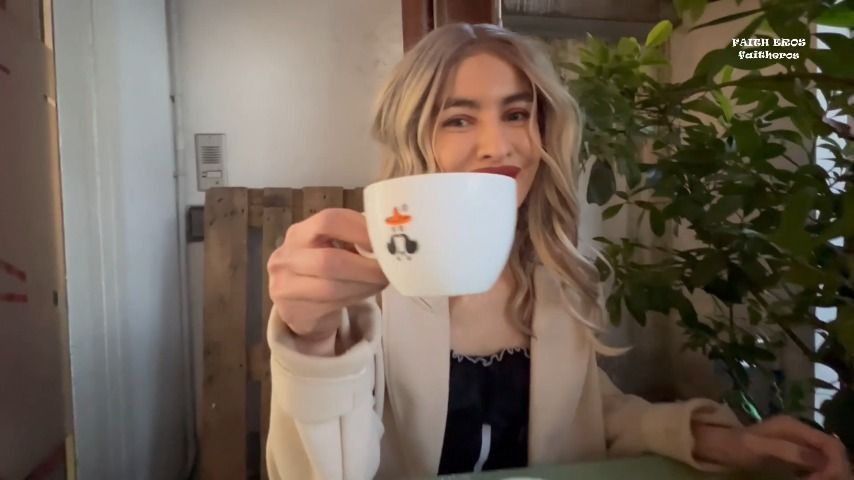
[438,455,792,479]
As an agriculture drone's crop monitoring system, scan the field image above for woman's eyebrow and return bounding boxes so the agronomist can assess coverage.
[502,92,534,105]
[443,91,533,110]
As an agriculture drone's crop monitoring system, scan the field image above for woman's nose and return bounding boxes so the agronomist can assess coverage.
[477,119,512,160]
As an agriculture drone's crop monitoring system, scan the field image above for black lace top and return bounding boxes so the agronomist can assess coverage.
[437,347,531,475]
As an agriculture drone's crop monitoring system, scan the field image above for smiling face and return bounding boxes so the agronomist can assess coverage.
[433,52,543,207]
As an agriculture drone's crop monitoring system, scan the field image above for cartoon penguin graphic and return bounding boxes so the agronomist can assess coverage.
[385,206,418,261]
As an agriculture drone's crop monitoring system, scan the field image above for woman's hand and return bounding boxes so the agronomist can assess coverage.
[693,415,851,479]
[267,208,388,355]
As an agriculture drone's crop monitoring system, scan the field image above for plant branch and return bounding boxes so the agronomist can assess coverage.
[668,73,854,99]
[778,323,818,362]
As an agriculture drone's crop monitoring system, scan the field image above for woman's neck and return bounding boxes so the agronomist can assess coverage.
[448,264,529,355]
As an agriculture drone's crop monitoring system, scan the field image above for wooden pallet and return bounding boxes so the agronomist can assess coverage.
[201,186,363,480]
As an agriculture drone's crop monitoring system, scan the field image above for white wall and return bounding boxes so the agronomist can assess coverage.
[172,0,403,204]
[170,0,403,444]
[53,1,187,478]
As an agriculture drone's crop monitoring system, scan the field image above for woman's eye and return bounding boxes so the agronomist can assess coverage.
[506,110,531,122]
[442,117,471,128]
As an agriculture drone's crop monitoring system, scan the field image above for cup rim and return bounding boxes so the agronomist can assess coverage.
[364,171,516,195]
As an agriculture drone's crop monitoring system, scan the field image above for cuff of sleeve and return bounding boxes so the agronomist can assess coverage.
[642,399,743,472]
[267,300,381,423]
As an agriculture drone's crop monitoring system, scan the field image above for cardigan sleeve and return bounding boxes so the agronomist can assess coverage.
[598,368,743,472]
[266,299,384,480]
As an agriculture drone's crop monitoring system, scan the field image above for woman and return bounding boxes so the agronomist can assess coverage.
[265,23,850,480]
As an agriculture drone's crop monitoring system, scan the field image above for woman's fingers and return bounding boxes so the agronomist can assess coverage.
[273,273,383,303]
[273,247,387,285]
[285,208,372,250]
[267,208,384,344]
[749,416,850,479]
[742,432,825,472]
[276,299,350,339]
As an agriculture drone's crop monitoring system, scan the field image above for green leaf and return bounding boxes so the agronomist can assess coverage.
[732,84,766,105]
[625,288,648,325]
[617,37,641,57]
[695,48,731,79]
[684,97,721,117]
[639,48,669,66]
[691,251,728,287]
[816,33,854,58]
[645,20,673,48]
[720,65,734,84]
[831,306,854,353]
[767,129,803,146]
[587,160,617,206]
[752,142,787,161]
[707,195,743,223]
[557,62,587,76]
[704,276,743,303]
[821,389,854,451]
[606,291,623,325]
[736,14,766,40]
[783,262,830,288]
[769,187,816,256]
[674,0,708,21]
[731,119,761,155]
[815,4,854,28]
[821,189,854,240]
[603,203,624,220]
[765,9,810,44]
[649,208,666,236]
[713,90,734,122]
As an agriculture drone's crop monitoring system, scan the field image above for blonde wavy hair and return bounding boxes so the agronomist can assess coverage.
[371,23,613,348]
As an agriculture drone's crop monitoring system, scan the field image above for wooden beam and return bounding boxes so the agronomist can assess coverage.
[258,188,294,480]
[401,0,500,52]
[434,0,499,27]
[401,0,432,52]
[201,188,249,480]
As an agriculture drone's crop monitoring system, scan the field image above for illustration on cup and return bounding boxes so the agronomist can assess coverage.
[385,205,418,261]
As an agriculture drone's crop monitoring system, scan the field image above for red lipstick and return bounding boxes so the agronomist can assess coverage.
[473,166,521,178]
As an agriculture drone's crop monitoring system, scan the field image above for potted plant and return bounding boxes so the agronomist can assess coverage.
[556,0,854,452]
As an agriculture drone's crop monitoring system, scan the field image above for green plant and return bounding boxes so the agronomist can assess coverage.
[557,0,854,450]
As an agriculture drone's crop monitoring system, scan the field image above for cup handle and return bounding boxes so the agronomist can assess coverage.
[354,243,375,259]
[355,211,376,259]
[331,211,375,259]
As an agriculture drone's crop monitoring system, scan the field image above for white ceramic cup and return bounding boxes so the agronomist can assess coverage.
[360,172,517,297]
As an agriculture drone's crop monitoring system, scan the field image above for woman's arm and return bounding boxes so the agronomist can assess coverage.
[599,369,851,478]
[597,368,743,472]
[266,299,384,480]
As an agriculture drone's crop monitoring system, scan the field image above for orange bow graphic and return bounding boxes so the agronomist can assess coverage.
[385,208,412,227]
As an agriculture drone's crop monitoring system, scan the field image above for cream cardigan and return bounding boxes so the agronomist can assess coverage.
[266,267,742,479]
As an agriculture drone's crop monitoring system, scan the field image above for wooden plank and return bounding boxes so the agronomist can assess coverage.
[249,188,264,228]
[343,188,364,212]
[248,343,268,382]
[293,189,305,223]
[201,187,249,480]
[263,187,296,208]
[259,188,295,480]
[301,187,344,218]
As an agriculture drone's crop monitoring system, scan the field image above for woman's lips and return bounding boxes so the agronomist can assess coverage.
[472,166,521,178]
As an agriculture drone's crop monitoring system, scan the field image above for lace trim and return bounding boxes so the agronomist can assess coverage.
[451,347,530,366]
